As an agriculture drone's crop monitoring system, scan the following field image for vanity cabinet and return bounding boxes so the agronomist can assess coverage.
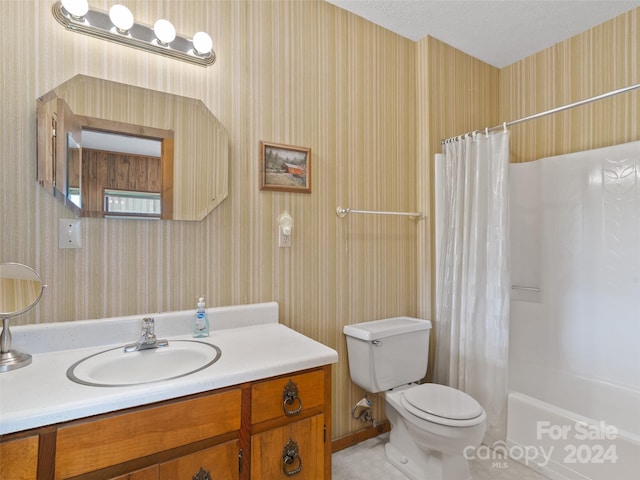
[110,465,158,480]
[249,368,331,480]
[0,434,39,480]
[3,365,331,480]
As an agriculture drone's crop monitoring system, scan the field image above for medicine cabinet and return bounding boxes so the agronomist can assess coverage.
[36,75,228,221]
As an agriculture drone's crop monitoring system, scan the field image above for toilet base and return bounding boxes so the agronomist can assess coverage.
[385,442,428,480]
[384,393,473,480]
[384,424,472,480]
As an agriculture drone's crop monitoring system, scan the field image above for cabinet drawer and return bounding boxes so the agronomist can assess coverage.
[159,439,239,480]
[56,389,241,479]
[251,370,324,424]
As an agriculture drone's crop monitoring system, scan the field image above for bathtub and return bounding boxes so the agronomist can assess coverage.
[506,368,640,480]
[507,296,640,480]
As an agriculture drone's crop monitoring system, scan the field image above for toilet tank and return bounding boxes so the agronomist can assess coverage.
[343,317,431,393]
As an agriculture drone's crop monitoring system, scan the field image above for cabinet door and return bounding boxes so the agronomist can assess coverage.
[159,439,239,480]
[0,436,38,480]
[251,415,324,480]
[109,465,159,480]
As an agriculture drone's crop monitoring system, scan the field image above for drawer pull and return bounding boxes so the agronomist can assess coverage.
[192,467,212,480]
[282,380,303,416]
[282,439,303,476]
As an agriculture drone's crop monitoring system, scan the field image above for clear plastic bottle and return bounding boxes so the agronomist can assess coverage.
[193,296,210,337]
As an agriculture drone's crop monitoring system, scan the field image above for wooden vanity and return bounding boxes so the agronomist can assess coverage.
[1,366,331,480]
[0,303,337,480]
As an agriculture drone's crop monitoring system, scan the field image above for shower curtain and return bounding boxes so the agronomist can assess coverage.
[434,131,510,443]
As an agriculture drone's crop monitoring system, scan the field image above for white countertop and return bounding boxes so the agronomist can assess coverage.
[0,302,338,435]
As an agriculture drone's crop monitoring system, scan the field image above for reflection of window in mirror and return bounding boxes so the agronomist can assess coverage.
[81,130,164,219]
[104,190,162,217]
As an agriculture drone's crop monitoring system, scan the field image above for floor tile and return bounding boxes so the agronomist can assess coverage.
[332,433,551,480]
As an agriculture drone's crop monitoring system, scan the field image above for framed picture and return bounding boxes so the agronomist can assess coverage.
[260,141,311,193]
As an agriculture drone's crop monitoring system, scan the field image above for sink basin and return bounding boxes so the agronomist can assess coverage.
[66,340,222,387]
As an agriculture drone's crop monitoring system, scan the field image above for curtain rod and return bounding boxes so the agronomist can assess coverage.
[442,82,640,144]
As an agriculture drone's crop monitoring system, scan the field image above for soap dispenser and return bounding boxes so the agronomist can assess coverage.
[193,296,210,337]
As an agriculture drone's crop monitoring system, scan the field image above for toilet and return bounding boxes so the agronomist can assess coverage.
[343,317,486,480]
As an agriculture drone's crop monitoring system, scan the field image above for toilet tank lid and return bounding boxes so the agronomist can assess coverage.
[343,317,432,341]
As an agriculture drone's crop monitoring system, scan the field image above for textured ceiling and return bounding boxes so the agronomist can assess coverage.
[326,0,640,67]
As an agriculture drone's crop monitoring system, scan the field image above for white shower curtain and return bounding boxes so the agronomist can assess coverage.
[434,131,511,444]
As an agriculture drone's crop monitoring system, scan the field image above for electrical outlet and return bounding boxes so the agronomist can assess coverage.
[279,225,292,247]
[278,212,293,248]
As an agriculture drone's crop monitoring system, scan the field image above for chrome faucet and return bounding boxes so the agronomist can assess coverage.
[124,317,169,353]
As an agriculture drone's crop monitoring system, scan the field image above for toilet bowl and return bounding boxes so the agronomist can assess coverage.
[343,317,487,480]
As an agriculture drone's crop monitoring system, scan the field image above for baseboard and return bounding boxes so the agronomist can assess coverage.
[331,420,390,453]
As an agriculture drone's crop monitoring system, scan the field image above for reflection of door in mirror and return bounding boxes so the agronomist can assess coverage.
[36,98,80,205]
[37,96,174,219]
[57,100,82,211]
[37,97,82,213]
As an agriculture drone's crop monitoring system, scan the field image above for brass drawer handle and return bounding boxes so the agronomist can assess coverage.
[282,380,303,416]
[282,439,303,476]
[192,466,212,480]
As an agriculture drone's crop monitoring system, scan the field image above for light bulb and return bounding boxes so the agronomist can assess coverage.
[192,31,213,56]
[109,4,134,33]
[154,19,176,45]
[61,0,88,18]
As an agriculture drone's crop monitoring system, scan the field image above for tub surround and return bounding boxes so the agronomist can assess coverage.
[0,302,338,435]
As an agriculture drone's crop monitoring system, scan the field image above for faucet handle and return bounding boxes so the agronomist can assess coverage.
[142,317,155,336]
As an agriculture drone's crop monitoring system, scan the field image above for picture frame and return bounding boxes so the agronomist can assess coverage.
[260,141,311,193]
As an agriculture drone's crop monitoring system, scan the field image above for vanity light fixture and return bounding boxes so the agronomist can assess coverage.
[153,18,176,45]
[108,4,134,33]
[53,0,216,67]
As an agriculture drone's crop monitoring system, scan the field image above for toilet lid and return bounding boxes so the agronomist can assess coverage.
[403,384,484,421]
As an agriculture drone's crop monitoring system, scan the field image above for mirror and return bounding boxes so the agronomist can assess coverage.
[0,263,46,372]
[37,75,229,221]
[66,132,81,210]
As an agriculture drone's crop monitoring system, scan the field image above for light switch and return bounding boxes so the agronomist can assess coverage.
[59,219,82,248]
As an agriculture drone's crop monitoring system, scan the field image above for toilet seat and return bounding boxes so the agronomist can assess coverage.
[400,384,485,427]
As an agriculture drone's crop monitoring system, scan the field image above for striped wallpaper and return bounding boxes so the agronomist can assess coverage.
[1,1,638,440]
[500,7,640,163]
[0,0,416,439]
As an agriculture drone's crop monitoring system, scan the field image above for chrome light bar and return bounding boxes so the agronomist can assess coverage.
[52,1,216,67]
